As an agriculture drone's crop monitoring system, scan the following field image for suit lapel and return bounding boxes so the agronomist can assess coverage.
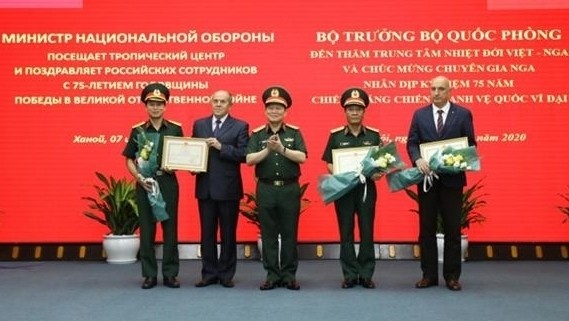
[423,107,438,137]
[441,104,457,137]
[429,108,438,135]
[206,116,215,136]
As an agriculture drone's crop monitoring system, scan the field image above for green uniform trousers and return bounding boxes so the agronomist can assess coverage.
[334,181,376,281]
[257,181,300,284]
[137,174,179,278]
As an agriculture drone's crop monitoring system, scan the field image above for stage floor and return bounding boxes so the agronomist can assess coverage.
[1,260,567,321]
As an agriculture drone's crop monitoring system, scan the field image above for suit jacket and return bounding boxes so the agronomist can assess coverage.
[406,103,476,188]
[192,115,249,200]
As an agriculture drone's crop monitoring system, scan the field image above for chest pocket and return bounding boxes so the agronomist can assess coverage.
[258,139,268,150]
[283,137,295,148]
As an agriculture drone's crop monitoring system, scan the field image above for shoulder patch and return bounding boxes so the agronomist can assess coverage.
[131,121,145,128]
[366,126,379,133]
[285,123,299,130]
[330,126,344,133]
[167,119,182,127]
[252,125,266,133]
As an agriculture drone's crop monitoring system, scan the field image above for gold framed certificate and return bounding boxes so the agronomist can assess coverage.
[419,137,468,161]
[161,136,209,172]
[331,146,372,175]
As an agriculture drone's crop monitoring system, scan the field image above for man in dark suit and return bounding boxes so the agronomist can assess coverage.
[192,90,249,288]
[406,76,476,291]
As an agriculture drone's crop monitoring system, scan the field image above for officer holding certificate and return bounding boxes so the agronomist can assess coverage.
[321,88,382,289]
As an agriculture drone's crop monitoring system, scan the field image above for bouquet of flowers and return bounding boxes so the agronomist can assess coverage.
[387,145,480,192]
[318,141,406,204]
[135,127,169,221]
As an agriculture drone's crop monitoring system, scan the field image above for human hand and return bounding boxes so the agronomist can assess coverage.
[137,175,153,192]
[266,134,283,151]
[415,158,431,174]
[370,171,384,181]
[206,137,221,150]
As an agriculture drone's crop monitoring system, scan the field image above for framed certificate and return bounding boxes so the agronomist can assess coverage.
[331,146,372,175]
[161,136,209,172]
[419,137,468,161]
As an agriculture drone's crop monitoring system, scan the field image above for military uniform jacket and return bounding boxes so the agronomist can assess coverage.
[321,125,382,164]
[247,123,307,180]
[122,119,184,164]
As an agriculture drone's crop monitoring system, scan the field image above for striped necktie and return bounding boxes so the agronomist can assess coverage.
[436,110,444,135]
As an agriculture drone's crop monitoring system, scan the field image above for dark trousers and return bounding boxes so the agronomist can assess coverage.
[334,181,376,281]
[137,174,179,278]
[197,199,239,282]
[418,181,463,281]
[257,182,300,283]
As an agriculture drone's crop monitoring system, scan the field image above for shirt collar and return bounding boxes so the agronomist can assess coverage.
[343,125,366,136]
[143,119,169,129]
[265,123,287,134]
[432,102,450,114]
[212,114,229,124]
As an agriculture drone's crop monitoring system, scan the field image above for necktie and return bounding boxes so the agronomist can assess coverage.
[436,110,444,135]
[213,119,221,136]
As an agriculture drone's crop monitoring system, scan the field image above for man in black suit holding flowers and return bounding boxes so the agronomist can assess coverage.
[406,75,477,291]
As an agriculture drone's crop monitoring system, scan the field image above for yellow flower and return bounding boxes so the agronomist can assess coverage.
[139,139,154,161]
[140,149,149,160]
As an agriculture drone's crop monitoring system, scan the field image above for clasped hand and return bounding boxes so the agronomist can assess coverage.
[266,134,284,152]
[138,176,153,192]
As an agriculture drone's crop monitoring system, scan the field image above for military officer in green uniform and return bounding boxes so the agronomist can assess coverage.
[321,88,383,289]
[246,86,307,291]
[122,83,183,289]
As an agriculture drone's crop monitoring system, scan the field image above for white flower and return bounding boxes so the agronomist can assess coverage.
[375,157,388,168]
[375,152,397,168]
[137,157,149,167]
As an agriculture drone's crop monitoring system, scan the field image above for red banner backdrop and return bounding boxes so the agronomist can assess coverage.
[1,1,568,242]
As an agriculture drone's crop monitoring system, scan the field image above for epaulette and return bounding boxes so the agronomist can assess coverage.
[167,119,182,127]
[330,126,345,133]
[366,126,379,132]
[285,123,299,130]
[131,121,145,129]
[252,125,266,133]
